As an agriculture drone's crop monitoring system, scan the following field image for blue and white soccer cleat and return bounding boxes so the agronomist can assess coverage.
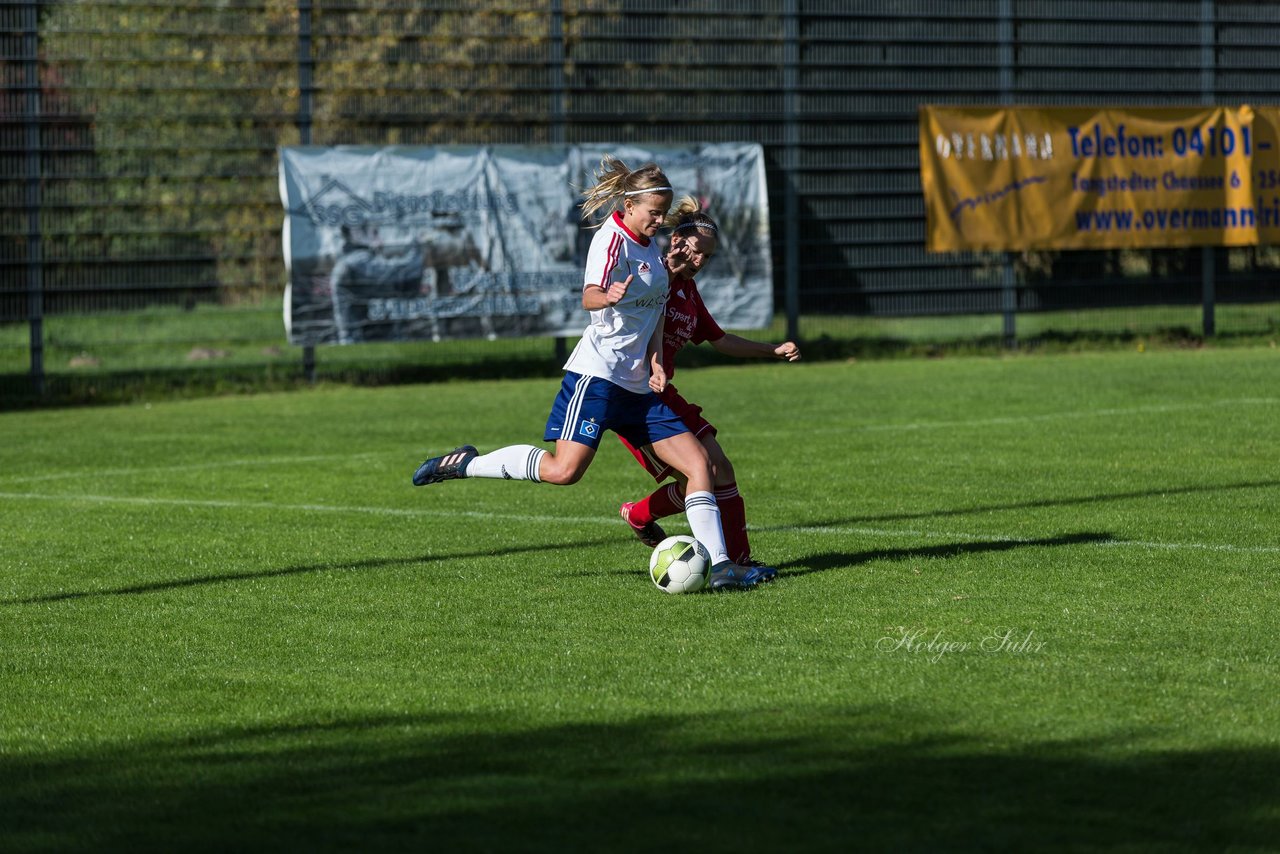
[707,561,771,591]
[412,445,478,486]
[741,558,779,583]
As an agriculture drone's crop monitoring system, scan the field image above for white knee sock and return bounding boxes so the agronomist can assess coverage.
[465,445,546,482]
[683,489,730,565]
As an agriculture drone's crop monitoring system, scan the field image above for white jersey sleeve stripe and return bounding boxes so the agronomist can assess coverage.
[588,232,623,291]
[605,233,623,285]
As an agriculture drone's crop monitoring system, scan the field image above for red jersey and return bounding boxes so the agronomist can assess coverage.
[658,275,724,380]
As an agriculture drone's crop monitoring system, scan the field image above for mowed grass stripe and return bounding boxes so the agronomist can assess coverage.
[4,394,1273,486]
[0,452,383,484]
[4,489,1278,555]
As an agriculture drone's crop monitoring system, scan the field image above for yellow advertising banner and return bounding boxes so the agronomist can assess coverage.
[919,105,1280,252]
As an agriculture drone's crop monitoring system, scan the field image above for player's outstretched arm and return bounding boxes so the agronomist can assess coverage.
[710,333,801,362]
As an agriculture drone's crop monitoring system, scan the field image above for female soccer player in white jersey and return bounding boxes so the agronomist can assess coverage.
[411,156,772,590]
[617,199,801,566]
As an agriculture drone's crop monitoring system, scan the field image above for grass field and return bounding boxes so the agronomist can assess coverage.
[2,348,1279,851]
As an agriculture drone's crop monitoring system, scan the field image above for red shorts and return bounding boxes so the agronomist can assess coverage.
[617,384,717,482]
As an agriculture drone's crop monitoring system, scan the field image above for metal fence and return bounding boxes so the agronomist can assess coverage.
[4,0,1280,399]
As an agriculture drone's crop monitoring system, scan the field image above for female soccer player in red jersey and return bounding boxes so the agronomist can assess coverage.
[618,198,801,567]
[411,159,774,590]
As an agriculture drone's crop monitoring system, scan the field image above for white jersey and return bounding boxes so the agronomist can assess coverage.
[564,211,670,394]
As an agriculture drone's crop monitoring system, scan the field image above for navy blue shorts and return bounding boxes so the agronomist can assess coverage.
[543,372,691,450]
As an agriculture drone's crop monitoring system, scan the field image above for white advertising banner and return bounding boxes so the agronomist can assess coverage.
[279,144,773,345]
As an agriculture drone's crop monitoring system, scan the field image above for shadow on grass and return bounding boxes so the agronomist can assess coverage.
[787,479,1280,527]
[1,537,621,606]
[567,533,1111,583]
[782,532,1113,577]
[0,707,1275,852]
[0,353,566,410]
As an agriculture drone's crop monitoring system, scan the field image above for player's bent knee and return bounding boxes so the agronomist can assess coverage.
[542,460,588,485]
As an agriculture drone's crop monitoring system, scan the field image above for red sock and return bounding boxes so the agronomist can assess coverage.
[715,483,751,564]
[629,482,685,526]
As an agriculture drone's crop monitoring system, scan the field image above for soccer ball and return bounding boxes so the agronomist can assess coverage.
[649,535,710,594]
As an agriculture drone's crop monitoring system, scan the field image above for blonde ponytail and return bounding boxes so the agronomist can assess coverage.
[580,156,673,222]
[665,195,719,234]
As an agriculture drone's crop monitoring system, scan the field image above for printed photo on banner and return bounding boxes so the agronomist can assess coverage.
[279,144,773,346]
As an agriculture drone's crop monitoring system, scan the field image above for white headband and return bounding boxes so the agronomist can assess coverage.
[674,221,717,233]
[623,186,673,196]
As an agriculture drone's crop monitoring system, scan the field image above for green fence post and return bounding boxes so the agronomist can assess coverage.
[1201,0,1216,338]
[298,0,317,381]
[22,0,43,396]
[999,0,1017,348]
[783,0,800,343]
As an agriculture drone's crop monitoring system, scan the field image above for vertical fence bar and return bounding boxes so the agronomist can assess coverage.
[1200,0,1216,337]
[550,0,569,364]
[549,1,565,148]
[782,0,800,342]
[297,0,317,381]
[998,0,1017,349]
[22,0,44,396]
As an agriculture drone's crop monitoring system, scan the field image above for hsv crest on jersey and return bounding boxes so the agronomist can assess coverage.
[579,419,599,438]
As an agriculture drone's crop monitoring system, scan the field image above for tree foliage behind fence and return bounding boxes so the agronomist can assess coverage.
[3,0,1280,396]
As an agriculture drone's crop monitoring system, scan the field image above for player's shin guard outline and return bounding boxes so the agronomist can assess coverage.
[683,489,729,566]
[465,445,547,482]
